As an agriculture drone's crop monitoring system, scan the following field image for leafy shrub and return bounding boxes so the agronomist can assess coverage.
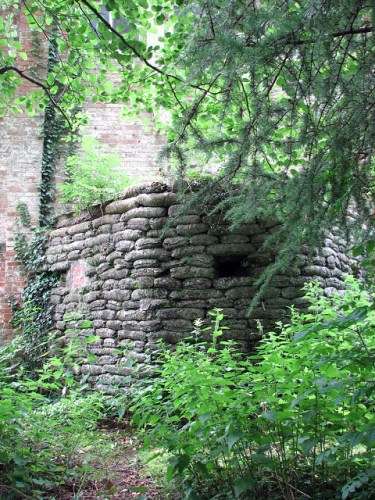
[131,279,375,499]
[60,135,131,214]
[0,382,105,494]
[0,331,106,498]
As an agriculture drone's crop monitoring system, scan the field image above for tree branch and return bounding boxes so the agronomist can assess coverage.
[77,0,215,95]
[291,26,373,46]
[0,65,72,128]
[78,0,178,82]
[175,74,220,142]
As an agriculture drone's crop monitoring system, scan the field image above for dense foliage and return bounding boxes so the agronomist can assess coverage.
[0,0,373,290]
[9,204,58,371]
[0,4,374,496]
[39,29,74,227]
[131,280,375,499]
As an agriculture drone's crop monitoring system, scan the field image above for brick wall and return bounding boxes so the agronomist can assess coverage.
[0,9,165,341]
[84,103,165,182]
[0,7,47,340]
[0,111,45,340]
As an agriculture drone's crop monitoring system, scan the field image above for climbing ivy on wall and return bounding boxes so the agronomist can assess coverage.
[39,27,75,227]
[9,204,59,369]
[9,30,67,359]
[39,103,67,226]
[9,26,78,354]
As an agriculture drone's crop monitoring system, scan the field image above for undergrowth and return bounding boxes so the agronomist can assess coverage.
[0,330,115,499]
[131,277,375,499]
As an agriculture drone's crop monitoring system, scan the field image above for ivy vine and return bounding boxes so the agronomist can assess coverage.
[8,26,78,365]
[17,201,31,228]
[39,26,73,227]
[10,204,59,370]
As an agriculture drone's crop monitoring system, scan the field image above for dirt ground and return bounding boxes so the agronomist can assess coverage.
[55,464,165,499]
[53,418,172,500]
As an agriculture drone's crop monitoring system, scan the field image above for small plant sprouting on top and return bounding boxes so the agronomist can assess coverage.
[60,135,131,215]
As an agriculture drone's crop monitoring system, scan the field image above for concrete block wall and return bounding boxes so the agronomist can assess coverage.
[45,182,357,393]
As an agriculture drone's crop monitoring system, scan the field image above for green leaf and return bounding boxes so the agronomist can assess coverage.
[198,412,212,424]
[13,456,27,466]
[340,431,363,448]
[276,77,286,88]
[299,437,319,454]
[227,431,243,451]
[86,335,99,343]
[364,429,375,447]
[49,358,62,367]
[294,328,310,341]
[251,454,275,466]
[234,476,254,496]
[262,410,277,422]
[129,485,148,493]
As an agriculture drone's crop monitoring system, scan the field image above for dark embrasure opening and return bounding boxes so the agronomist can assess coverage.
[215,255,249,278]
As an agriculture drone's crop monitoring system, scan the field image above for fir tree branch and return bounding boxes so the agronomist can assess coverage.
[175,74,220,142]
[289,26,373,46]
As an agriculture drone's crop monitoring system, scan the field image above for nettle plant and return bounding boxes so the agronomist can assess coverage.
[60,136,131,215]
[131,278,375,499]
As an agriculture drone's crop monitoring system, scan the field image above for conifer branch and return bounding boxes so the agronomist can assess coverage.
[175,75,220,142]
[289,26,373,46]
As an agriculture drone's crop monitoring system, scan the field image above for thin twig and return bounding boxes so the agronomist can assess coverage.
[288,482,311,498]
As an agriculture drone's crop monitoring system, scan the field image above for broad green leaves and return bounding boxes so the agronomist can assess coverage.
[0,0,184,122]
[0,327,107,498]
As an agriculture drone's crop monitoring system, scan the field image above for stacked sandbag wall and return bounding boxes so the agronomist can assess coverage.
[46,182,356,392]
